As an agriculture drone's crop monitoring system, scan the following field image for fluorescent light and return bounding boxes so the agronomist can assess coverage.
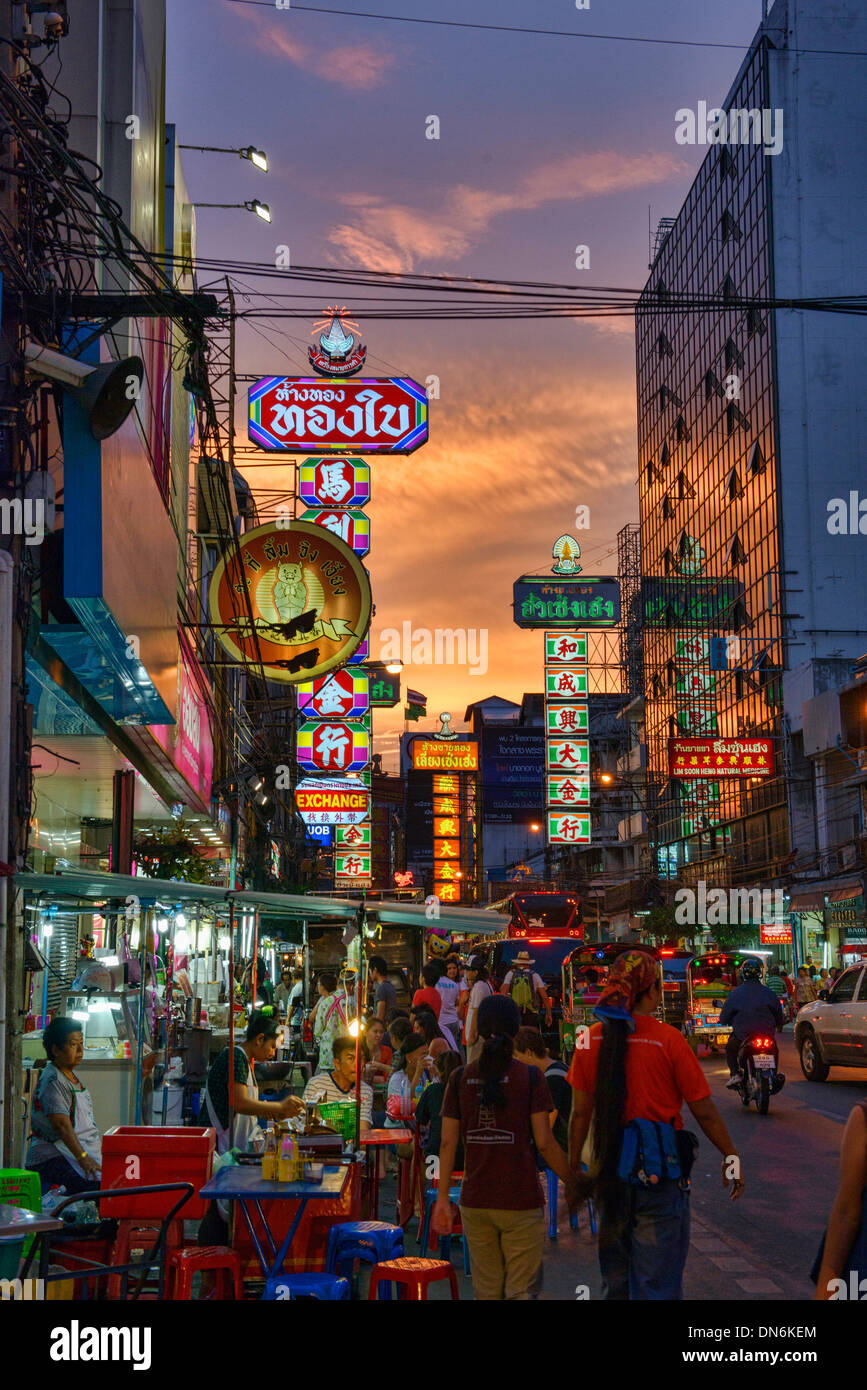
[71,1011,88,1023]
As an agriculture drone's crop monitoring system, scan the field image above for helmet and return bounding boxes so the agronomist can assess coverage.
[740,958,762,982]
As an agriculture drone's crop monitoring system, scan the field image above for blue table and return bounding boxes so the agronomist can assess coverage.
[199,1164,350,1278]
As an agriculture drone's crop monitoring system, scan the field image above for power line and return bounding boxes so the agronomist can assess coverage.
[224,1,867,58]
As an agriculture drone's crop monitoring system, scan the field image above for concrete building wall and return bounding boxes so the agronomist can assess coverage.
[768,0,867,662]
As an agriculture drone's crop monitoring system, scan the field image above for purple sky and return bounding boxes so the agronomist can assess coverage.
[167,0,765,768]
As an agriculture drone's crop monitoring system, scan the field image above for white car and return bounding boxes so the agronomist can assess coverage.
[794,960,867,1081]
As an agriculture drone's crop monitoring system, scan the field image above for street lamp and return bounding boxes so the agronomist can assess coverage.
[179,143,269,173]
[193,200,272,223]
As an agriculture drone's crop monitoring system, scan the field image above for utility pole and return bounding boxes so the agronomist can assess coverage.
[0,0,24,1164]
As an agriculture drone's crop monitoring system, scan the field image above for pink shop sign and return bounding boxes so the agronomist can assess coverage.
[151,650,213,805]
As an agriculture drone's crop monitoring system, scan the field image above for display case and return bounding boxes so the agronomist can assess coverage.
[60,988,153,1059]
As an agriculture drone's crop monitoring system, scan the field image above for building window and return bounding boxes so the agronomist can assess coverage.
[705,369,723,400]
[724,337,744,371]
[746,305,765,337]
[674,414,690,442]
[727,533,748,567]
[726,401,749,434]
[659,440,671,471]
[676,469,695,500]
[724,465,743,500]
[658,331,674,359]
[722,274,738,303]
[719,144,736,181]
[661,493,675,520]
[660,385,682,410]
[746,439,765,476]
[721,209,742,243]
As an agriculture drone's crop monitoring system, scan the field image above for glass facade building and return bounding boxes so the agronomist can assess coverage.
[635,40,787,888]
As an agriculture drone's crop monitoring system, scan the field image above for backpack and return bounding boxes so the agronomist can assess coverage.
[510,968,536,1012]
[617,1118,684,1188]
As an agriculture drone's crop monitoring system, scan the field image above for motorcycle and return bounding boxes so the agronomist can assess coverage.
[734,1031,785,1114]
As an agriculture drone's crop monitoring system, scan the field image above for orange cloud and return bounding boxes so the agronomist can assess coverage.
[242,6,395,90]
[327,149,686,270]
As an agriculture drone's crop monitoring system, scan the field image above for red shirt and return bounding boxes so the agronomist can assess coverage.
[442,1059,552,1210]
[566,1013,710,1130]
[412,987,442,1019]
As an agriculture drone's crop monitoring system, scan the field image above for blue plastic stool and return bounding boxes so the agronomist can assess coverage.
[325,1220,404,1275]
[262,1272,350,1301]
[419,1185,470,1275]
[545,1168,595,1240]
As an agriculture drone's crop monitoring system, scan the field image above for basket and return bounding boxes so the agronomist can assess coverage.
[0,1169,42,1258]
[317,1102,356,1141]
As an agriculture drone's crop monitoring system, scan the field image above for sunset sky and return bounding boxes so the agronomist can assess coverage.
[167,0,765,769]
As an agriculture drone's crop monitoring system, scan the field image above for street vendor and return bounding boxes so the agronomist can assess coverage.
[201,1010,304,1154]
[26,1017,103,1194]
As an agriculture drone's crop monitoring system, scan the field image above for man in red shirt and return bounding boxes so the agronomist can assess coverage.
[412,960,444,1018]
[568,950,743,1300]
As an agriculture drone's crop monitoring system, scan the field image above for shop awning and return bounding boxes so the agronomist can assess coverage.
[826,881,864,903]
[788,891,824,911]
[16,871,507,934]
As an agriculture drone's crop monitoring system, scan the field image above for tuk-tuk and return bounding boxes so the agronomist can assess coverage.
[658,947,694,1029]
[684,951,766,1051]
[559,942,660,1055]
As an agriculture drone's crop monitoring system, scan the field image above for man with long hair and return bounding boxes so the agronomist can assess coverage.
[567,950,743,1300]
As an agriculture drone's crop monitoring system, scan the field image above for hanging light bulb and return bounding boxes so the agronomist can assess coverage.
[218,935,231,951]
[348,1018,361,1037]
[174,929,190,953]
[174,912,187,930]
[156,918,169,934]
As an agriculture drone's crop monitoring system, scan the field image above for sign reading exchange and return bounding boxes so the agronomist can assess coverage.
[208,520,371,684]
[668,737,774,778]
[513,576,620,628]
[248,377,429,454]
[295,777,370,825]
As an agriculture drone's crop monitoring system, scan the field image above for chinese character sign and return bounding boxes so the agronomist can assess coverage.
[300,507,370,559]
[543,632,591,847]
[299,457,370,507]
[296,669,370,719]
[547,813,591,844]
[297,720,370,773]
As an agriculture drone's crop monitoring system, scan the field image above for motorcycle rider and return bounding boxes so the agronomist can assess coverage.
[720,958,784,1089]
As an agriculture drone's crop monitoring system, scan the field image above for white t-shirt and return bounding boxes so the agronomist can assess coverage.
[465,979,493,1042]
[303,1070,373,1127]
[436,976,462,1028]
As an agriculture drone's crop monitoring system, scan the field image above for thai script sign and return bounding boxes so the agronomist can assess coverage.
[412,740,479,772]
[248,376,429,453]
[668,737,774,778]
[513,576,620,628]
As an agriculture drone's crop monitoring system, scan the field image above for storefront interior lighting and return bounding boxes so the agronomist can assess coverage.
[174,912,187,929]
[71,1011,88,1023]
[41,922,53,937]
[174,929,190,953]
[218,935,231,951]
[156,918,169,933]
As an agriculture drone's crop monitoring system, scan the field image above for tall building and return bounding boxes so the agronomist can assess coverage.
[633,0,867,956]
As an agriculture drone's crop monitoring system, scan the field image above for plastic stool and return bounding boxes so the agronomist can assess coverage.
[368,1256,459,1301]
[168,1245,243,1300]
[326,1220,404,1275]
[419,1184,462,1258]
[544,1168,596,1239]
[263,1272,350,1301]
[108,1218,184,1299]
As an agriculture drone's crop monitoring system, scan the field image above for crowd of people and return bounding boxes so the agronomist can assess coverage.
[25,942,866,1304]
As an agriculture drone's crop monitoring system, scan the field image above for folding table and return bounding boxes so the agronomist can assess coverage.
[199,1163,350,1279]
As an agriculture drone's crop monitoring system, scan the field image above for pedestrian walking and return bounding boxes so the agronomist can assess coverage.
[311,971,349,1071]
[463,955,493,1064]
[437,954,465,1054]
[813,1101,867,1299]
[568,950,743,1300]
[795,965,818,1010]
[433,995,578,1300]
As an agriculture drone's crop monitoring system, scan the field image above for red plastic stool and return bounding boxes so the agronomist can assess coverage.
[168,1245,243,1300]
[368,1256,460,1301]
[108,1219,184,1299]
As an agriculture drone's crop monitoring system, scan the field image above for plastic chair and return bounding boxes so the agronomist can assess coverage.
[168,1245,243,1300]
[108,1219,184,1299]
[544,1168,596,1240]
[368,1256,459,1301]
[263,1271,350,1301]
[325,1220,404,1275]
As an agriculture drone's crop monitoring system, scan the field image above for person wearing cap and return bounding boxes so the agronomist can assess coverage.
[433,995,578,1300]
[500,950,552,1030]
[463,955,493,1064]
[567,951,743,1300]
